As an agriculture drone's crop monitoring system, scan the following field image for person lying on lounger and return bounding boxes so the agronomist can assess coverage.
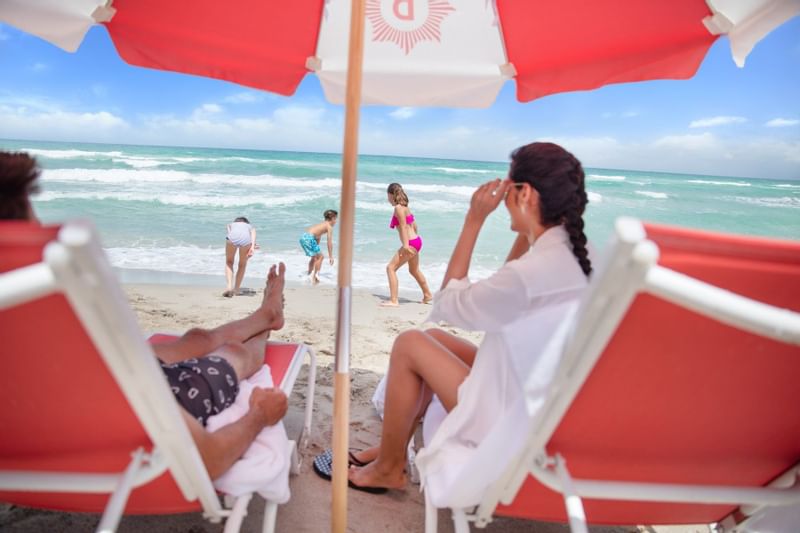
[339,142,593,493]
[0,150,289,481]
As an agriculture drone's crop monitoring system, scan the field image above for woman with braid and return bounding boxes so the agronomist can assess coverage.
[340,142,593,494]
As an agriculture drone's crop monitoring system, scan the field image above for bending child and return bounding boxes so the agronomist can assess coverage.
[299,209,337,285]
[224,216,257,297]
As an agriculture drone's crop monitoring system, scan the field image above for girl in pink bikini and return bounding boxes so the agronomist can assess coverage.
[383,183,433,307]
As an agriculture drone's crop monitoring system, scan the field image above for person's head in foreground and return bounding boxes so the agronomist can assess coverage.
[0,151,41,221]
[386,182,408,206]
[506,141,592,276]
[323,209,338,225]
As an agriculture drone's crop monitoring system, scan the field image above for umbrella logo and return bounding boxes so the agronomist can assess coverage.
[366,0,456,55]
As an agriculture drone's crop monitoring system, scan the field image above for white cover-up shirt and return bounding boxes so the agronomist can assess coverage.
[415,225,588,509]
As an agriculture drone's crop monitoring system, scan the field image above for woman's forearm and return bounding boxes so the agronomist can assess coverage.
[441,216,482,289]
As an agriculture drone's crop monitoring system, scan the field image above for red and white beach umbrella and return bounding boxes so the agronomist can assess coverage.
[2,1,798,531]
[3,0,798,106]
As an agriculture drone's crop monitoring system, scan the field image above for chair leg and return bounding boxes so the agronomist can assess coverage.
[96,448,148,533]
[289,440,300,475]
[424,491,438,533]
[452,509,470,533]
[261,501,278,533]
[302,347,317,449]
[554,454,589,533]
[222,493,252,533]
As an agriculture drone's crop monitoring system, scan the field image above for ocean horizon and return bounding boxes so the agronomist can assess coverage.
[4,138,798,296]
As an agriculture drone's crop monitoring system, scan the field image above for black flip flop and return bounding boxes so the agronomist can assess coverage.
[347,479,388,495]
[312,449,390,494]
[312,449,376,477]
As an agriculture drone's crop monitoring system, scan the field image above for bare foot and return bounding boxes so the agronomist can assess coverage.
[311,273,320,286]
[380,300,399,307]
[222,290,234,298]
[348,460,407,491]
[261,263,286,330]
[421,295,433,304]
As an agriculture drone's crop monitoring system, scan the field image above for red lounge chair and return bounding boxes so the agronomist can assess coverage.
[424,217,800,533]
[0,220,316,533]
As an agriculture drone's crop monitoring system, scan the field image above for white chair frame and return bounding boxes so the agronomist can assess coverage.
[0,220,316,533]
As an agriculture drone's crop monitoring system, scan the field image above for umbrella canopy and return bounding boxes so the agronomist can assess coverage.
[3,0,798,108]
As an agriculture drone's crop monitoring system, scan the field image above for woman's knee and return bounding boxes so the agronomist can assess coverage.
[423,327,446,341]
[391,329,427,358]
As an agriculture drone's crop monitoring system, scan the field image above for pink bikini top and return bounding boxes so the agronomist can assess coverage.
[389,213,415,229]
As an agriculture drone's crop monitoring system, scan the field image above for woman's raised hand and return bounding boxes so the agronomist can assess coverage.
[467,179,509,222]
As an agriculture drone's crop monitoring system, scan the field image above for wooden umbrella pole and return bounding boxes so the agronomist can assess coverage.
[333,0,366,531]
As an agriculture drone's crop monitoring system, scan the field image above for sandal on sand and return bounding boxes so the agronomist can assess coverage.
[348,479,389,495]
[312,449,392,495]
[312,448,373,481]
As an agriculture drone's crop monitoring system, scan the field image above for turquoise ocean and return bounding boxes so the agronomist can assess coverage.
[3,139,798,296]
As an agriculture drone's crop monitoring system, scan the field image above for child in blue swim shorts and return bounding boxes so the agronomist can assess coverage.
[299,209,337,284]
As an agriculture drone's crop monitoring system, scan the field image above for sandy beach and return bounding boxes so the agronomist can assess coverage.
[0,281,699,533]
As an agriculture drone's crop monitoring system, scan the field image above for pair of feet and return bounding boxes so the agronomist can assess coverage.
[379,295,433,307]
[314,446,408,493]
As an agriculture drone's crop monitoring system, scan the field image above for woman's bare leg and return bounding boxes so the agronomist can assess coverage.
[154,264,285,364]
[351,329,476,464]
[424,328,478,367]
[382,249,410,306]
[233,245,250,294]
[224,241,237,296]
[348,329,469,489]
[408,254,433,303]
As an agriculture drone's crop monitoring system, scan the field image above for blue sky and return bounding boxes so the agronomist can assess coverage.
[0,16,798,180]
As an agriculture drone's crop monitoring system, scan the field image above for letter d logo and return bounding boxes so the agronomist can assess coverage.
[393,0,414,21]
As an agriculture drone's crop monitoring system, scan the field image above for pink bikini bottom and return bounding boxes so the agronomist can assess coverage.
[408,236,422,253]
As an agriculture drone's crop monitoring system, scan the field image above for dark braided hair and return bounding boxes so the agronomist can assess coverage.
[0,151,41,220]
[509,142,592,276]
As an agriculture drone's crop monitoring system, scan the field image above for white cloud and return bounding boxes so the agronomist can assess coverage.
[601,111,639,119]
[224,92,264,104]
[29,62,49,73]
[653,132,718,150]
[198,103,222,114]
[91,84,108,98]
[765,118,799,128]
[2,96,796,180]
[689,116,747,128]
[389,107,416,120]
[0,105,128,142]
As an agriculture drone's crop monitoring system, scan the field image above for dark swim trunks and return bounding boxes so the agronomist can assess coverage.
[160,355,239,426]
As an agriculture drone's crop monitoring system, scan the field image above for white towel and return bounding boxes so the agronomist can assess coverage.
[205,365,291,503]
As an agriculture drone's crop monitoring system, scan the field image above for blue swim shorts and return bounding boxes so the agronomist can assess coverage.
[299,232,322,257]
